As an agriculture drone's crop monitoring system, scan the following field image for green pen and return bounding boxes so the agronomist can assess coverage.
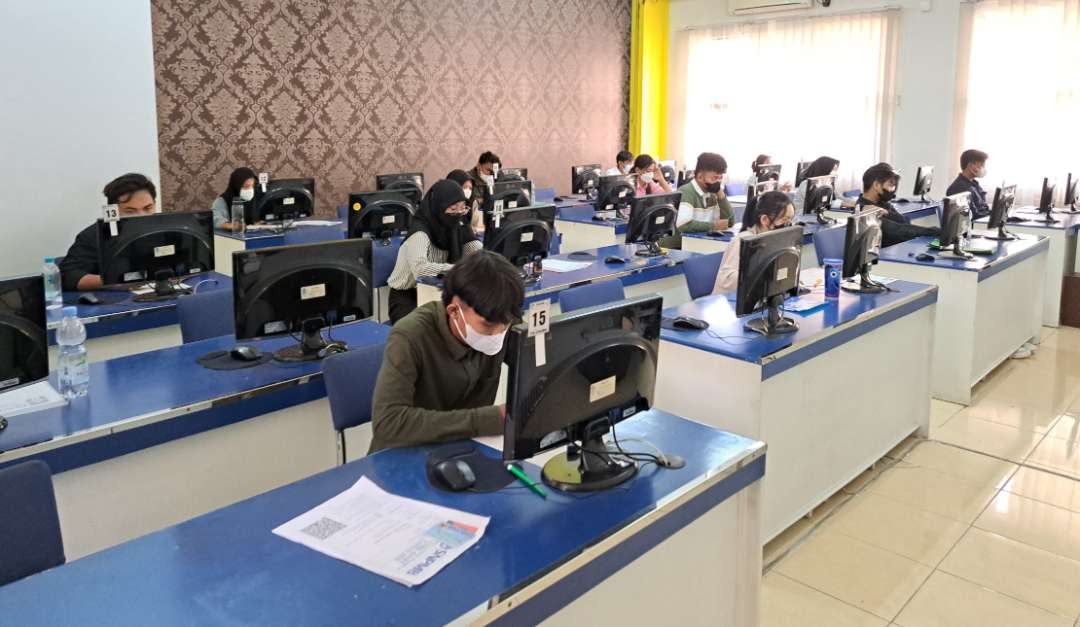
[506,463,547,499]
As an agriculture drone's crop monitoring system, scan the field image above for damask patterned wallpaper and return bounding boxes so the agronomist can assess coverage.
[151,0,631,215]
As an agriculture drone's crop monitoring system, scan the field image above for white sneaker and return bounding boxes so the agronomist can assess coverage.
[1012,346,1034,359]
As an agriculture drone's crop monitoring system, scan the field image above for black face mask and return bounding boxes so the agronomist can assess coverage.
[703,181,723,194]
[879,188,896,203]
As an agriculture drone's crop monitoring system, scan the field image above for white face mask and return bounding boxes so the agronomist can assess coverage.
[975,167,987,178]
[640,171,654,183]
[621,164,632,174]
[239,188,255,201]
[480,173,495,185]
[453,308,507,356]
[462,187,472,200]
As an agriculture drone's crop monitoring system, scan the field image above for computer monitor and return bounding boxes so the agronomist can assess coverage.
[594,174,635,217]
[483,180,534,214]
[375,172,423,197]
[497,167,528,182]
[735,225,802,337]
[802,175,836,225]
[232,238,374,362]
[676,168,695,188]
[0,274,48,392]
[347,190,418,243]
[97,211,215,300]
[755,163,782,182]
[1064,173,1078,212]
[743,180,780,230]
[939,191,973,258]
[624,192,680,257]
[658,160,677,185]
[1037,177,1058,222]
[985,185,1017,241]
[502,294,663,492]
[841,207,887,293]
[794,161,813,188]
[571,164,602,198]
[483,204,556,284]
[912,166,934,201]
[249,178,315,223]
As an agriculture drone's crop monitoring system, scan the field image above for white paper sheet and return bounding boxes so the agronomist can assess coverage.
[272,477,489,587]
[291,220,342,227]
[0,381,67,417]
[541,259,591,273]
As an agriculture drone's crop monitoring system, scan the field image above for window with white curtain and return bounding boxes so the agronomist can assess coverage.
[956,0,1080,203]
[680,11,898,192]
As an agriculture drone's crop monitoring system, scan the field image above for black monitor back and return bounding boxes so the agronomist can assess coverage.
[913,166,934,196]
[347,190,418,240]
[97,211,214,285]
[987,185,1016,230]
[484,180,534,213]
[483,204,557,267]
[250,179,315,222]
[498,167,528,182]
[625,192,680,246]
[735,225,802,317]
[502,294,663,461]
[1039,178,1057,212]
[676,168,695,188]
[0,274,48,392]
[375,172,423,196]
[232,238,373,341]
[803,175,836,215]
[939,192,972,248]
[571,164,602,195]
[595,175,635,213]
[842,210,883,279]
[756,164,782,182]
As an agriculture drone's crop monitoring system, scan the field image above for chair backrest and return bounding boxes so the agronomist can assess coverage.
[0,460,65,586]
[813,226,846,266]
[371,237,404,288]
[842,189,861,199]
[323,340,386,433]
[178,288,234,343]
[548,229,562,256]
[682,252,724,300]
[724,183,748,197]
[559,279,625,313]
[283,227,344,247]
[337,204,349,222]
[534,187,556,203]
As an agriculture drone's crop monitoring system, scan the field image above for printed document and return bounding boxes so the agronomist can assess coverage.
[0,381,67,417]
[541,259,591,273]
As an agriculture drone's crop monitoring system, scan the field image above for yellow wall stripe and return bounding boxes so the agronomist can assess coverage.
[629,0,669,159]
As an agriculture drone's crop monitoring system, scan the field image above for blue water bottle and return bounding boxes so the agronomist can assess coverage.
[823,258,842,298]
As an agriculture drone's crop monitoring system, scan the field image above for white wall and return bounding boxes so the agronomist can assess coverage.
[0,0,159,277]
[668,0,965,195]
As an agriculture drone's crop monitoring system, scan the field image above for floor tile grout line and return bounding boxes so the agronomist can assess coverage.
[925,435,1080,484]
[768,572,890,624]
[929,565,1080,623]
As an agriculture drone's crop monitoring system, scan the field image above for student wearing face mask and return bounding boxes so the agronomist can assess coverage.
[468,151,501,212]
[946,149,990,218]
[631,154,673,196]
[446,169,482,234]
[663,152,734,249]
[386,179,482,324]
[369,250,525,452]
[712,191,795,294]
[858,162,940,247]
[60,173,158,292]
[606,150,635,176]
[211,167,258,230]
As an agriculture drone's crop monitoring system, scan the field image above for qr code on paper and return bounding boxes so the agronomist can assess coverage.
[301,517,346,541]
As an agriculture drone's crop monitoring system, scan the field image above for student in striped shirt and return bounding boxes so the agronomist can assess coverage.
[387,179,482,324]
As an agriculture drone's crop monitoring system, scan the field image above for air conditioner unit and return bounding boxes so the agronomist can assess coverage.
[730,0,813,15]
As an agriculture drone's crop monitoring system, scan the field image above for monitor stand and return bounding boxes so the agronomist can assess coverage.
[814,209,835,226]
[132,270,192,303]
[276,317,333,362]
[744,294,799,337]
[842,267,889,294]
[542,436,638,492]
[634,240,666,257]
[521,261,542,286]
[982,222,1016,241]
[1038,208,1060,224]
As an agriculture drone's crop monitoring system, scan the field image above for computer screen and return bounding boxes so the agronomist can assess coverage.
[375,172,423,196]
[1039,177,1057,214]
[497,167,528,182]
[985,185,1017,240]
[802,175,836,219]
[249,178,315,223]
[658,160,677,185]
[841,208,885,293]
[483,180,534,214]
[939,191,972,255]
[347,190,418,241]
[794,161,813,188]
[502,294,663,491]
[913,166,934,199]
[0,274,48,392]
[594,175,635,215]
[483,204,556,283]
[571,164,602,196]
[735,225,802,336]
[755,163,782,182]
[624,192,680,256]
[96,211,215,287]
[1065,173,1077,209]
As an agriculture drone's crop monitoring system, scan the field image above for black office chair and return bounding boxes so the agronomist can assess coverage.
[0,460,65,586]
[323,341,386,464]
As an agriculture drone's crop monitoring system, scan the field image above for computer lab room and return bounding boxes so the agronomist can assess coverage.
[1,0,1079,625]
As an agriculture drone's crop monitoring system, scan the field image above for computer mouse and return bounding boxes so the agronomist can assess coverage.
[230,345,261,361]
[434,459,476,491]
[322,342,348,356]
[915,253,936,262]
[78,293,102,305]
[604,256,628,264]
[894,198,911,204]
[672,316,709,331]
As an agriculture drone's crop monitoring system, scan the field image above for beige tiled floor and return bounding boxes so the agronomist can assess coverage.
[762,326,1080,626]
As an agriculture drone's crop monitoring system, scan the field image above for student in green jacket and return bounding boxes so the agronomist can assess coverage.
[370,250,525,452]
[663,152,734,249]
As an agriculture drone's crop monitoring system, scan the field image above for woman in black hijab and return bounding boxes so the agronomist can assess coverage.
[446,168,483,233]
[385,179,481,323]
[795,156,845,211]
[211,167,258,230]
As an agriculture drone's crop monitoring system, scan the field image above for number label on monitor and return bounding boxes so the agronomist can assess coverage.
[123,271,143,282]
[300,283,326,300]
[654,216,665,225]
[265,213,276,221]
[382,215,396,224]
[258,172,269,192]
[102,204,119,222]
[264,321,287,334]
[527,299,549,338]
[153,244,175,258]
[283,197,295,206]
[776,267,789,281]
[520,232,534,243]
[618,190,627,198]
[588,376,616,403]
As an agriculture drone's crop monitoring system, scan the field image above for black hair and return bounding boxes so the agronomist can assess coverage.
[862,162,900,192]
[616,150,634,163]
[747,191,794,230]
[478,151,501,167]
[633,154,655,171]
[104,173,156,205]
[694,152,728,175]
[804,156,839,180]
[221,167,258,205]
[442,250,524,325]
[960,149,988,170]
[752,154,770,172]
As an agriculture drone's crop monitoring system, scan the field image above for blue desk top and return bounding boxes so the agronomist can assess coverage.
[974,208,1080,232]
[683,220,841,247]
[47,272,232,330]
[1,321,391,462]
[661,281,937,379]
[555,202,628,233]
[833,200,940,219]
[878,235,1050,281]
[419,244,695,300]
[213,223,345,242]
[0,410,764,626]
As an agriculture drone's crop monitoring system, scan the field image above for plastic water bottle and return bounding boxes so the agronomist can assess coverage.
[231,198,246,234]
[43,257,62,310]
[57,307,89,399]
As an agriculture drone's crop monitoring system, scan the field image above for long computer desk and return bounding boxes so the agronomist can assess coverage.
[554,199,629,252]
[877,235,1048,404]
[0,409,764,626]
[827,199,941,228]
[654,277,937,542]
[416,244,696,315]
[974,208,1080,327]
[682,220,838,270]
[0,320,390,560]
[44,272,232,363]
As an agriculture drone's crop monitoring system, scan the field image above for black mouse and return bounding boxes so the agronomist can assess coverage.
[230,345,261,361]
[78,293,102,305]
[434,459,476,491]
[915,253,936,262]
[894,198,911,204]
[604,256,627,264]
[672,316,709,331]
